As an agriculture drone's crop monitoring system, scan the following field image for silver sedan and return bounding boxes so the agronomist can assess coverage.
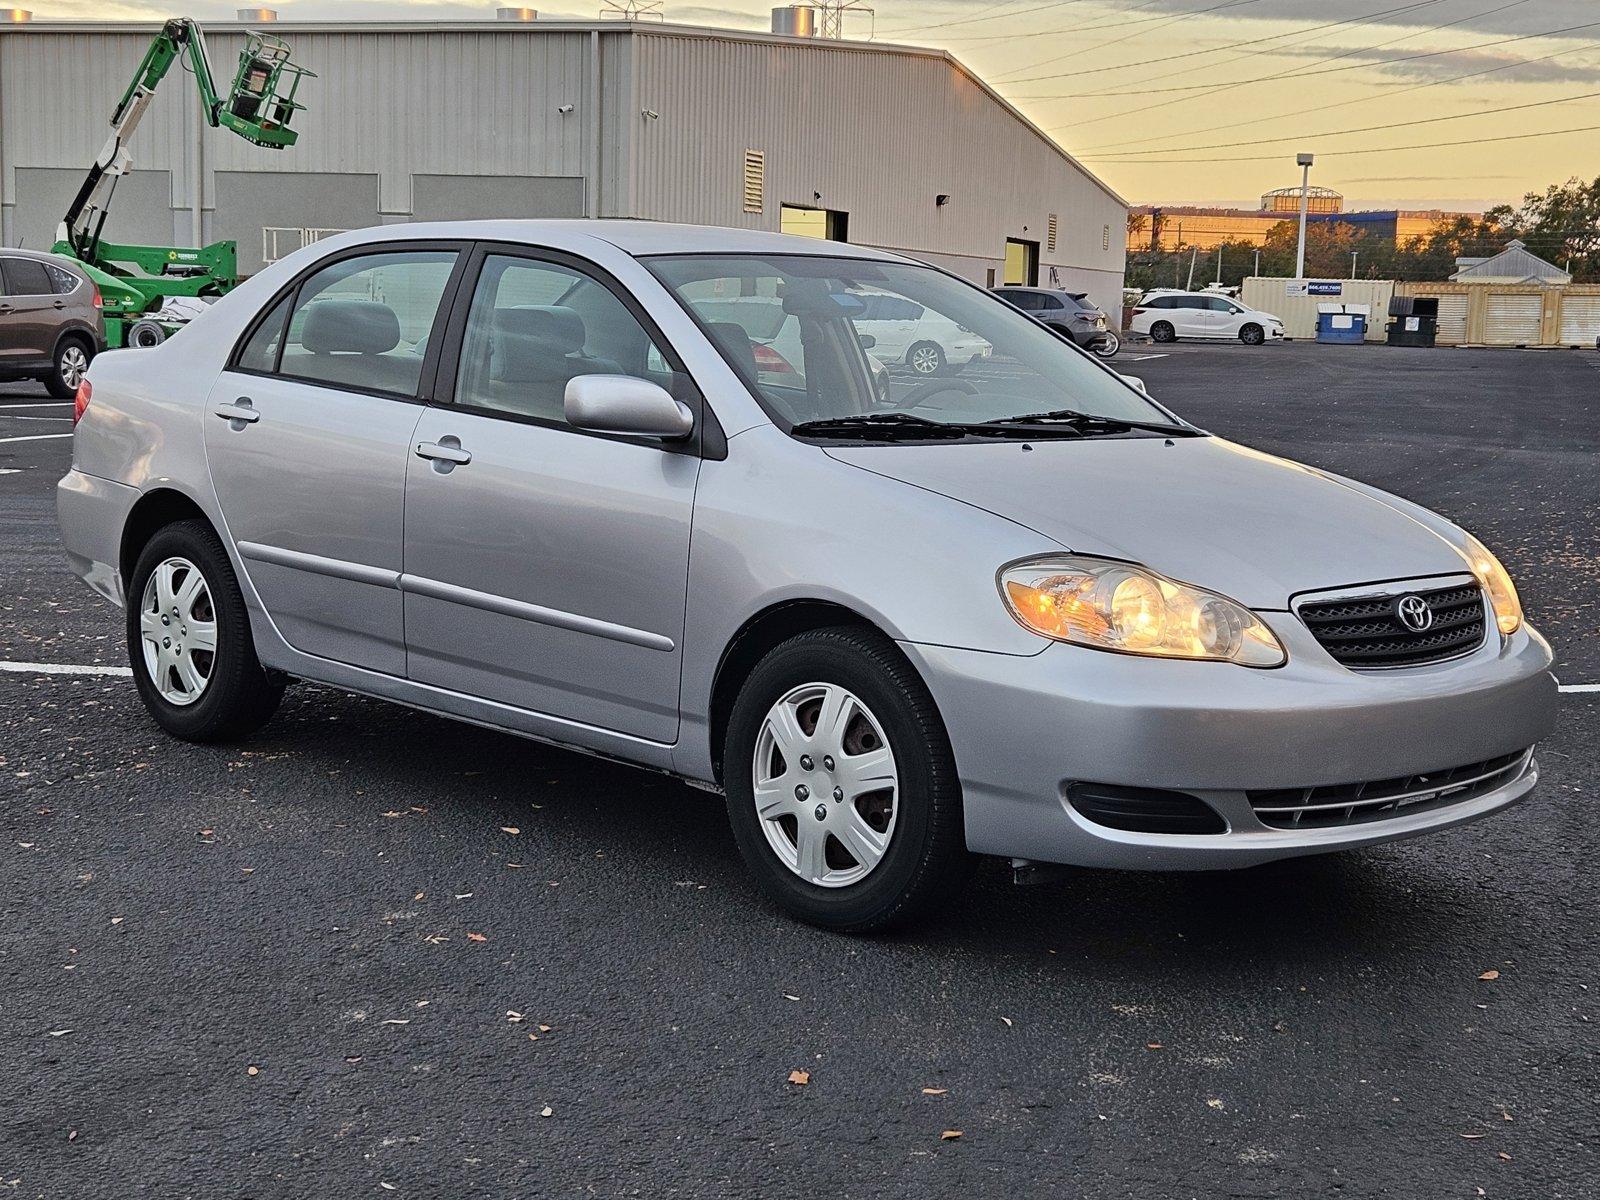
[57,221,1558,931]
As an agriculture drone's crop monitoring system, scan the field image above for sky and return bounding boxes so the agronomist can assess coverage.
[27,0,1600,211]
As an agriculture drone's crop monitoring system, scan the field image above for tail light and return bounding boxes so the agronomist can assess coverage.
[751,344,796,374]
[1132,307,1148,316]
[73,379,92,425]
[91,283,103,309]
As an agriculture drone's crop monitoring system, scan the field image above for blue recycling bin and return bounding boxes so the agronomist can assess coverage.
[1315,304,1369,344]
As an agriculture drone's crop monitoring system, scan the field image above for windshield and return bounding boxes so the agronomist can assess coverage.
[645,254,1177,434]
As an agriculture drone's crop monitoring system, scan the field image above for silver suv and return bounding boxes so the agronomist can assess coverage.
[58,222,1557,931]
[0,249,104,397]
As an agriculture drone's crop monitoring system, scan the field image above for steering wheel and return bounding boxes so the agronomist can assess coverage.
[898,377,979,409]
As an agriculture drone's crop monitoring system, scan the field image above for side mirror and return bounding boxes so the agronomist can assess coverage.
[1118,374,1148,395]
[565,375,694,440]
[858,333,878,349]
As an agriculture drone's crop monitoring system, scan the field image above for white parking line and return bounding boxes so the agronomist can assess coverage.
[0,402,72,411]
[1563,683,1600,694]
[1120,353,1170,363]
[0,432,72,444]
[0,414,73,421]
[0,661,133,677]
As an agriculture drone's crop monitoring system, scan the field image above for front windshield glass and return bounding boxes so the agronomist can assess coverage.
[645,254,1177,433]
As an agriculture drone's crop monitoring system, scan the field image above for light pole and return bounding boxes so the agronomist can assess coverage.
[1350,250,1359,279]
[1295,152,1314,280]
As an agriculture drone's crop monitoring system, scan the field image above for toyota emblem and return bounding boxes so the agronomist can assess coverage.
[1396,595,1434,633]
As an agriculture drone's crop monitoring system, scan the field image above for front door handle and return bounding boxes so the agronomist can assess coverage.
[212,398,260,425]
[415,438,472,467]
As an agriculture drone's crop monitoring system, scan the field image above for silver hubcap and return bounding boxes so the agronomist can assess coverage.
[910,347,939,374]
[60,345,88,387]
[138,557,217,706]
[752,683,899,888]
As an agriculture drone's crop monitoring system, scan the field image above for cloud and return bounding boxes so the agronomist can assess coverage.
[1065,0,1600,41]
[1277,42,1600,85]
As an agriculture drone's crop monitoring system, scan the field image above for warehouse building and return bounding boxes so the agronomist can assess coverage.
[0,13,1128,314]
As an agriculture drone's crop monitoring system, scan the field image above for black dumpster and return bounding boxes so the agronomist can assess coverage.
[1386,295,1438,347]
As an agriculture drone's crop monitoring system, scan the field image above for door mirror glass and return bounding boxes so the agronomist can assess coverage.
[858,333,877,349]
[565,375,694,440]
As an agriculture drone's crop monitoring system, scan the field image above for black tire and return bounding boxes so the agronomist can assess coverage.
[127,320,167,349]
[127,519,283,743]
[906,341,947,377]
[1092,331,1121,359]
[1239,323,1265,346]
[44,335,93,400]
[722,627,972,932]
[1150,321,1176,344]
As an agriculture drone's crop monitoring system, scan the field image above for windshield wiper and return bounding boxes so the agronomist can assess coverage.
[789,413,971,441]
[984,408,1201,437]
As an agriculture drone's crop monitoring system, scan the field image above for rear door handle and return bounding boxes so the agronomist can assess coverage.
[212,398,260,425]
[415,438,472,467]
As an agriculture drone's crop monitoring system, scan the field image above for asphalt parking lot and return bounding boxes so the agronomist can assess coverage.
[2,341,1596,1197]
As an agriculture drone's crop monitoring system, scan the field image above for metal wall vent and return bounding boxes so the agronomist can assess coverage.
[742,150,766,215]
[1047,214,1058,254]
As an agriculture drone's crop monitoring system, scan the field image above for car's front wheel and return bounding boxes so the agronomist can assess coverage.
[906,341,947,376]
[1149,321,1176,344]
[127,519,283,742]
[45,336,92,399]
[1239,323,1265,346]
[723,627,970,932]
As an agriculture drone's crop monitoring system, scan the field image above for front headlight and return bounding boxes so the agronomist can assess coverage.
[1460,533,1523,635]
[999,556,1286,667]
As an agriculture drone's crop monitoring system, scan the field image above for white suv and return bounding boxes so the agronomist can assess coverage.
[855,291,993,375]
[1130,292,1284,346]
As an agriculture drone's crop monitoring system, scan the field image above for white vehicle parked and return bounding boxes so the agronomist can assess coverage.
[855,291,992,375]
[1131,291,1285,346]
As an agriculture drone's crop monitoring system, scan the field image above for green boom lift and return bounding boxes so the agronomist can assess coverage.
[52,18,313,347]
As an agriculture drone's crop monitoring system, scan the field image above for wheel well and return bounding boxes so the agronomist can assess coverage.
[120,489,212,586]
[52,326,94,359]
[708,600,880,784]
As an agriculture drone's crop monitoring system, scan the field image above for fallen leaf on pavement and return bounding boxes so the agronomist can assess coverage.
[467,932,488,943]
[246,1065,259,1076]
[788,1070,810,1086]
[540,1106,554,1118]
[1498,1153,1513,1162]
[507,1011,526,1023]
[941,1130,963,1141]
[47,1030,72,1038]
[501,827,521,836]
[1459,1133,1487,1140]
[1000,1017,1014,1027]
[1146,1043,1163,1050]
[922,1088,948,1096]
[1478,970,1500,981]
[381,1019,411,1025]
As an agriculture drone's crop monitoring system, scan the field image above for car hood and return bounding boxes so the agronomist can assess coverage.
[826,436,1470,608]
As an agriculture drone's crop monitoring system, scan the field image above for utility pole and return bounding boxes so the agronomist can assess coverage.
[1216,244,1223,284]
[1295,152,1314,279]
[1253,248,1261,278]
[1186,245,1199,290]
[1350,251,1358,279]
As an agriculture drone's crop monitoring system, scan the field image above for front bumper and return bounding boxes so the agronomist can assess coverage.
[901,613,1558,870]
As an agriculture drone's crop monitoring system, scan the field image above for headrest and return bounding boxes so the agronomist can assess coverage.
[707,322,758,378]
[300,299,401,355]
[497,306,586,354]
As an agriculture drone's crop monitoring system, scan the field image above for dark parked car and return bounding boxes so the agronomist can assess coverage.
[0,249,104,397]
[993,286,1119,358]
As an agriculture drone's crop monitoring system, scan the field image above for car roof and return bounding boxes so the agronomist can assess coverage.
[0,245,83,269]
[315,219,913,264]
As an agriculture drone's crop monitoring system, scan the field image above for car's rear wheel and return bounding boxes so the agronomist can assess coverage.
[723,627,971,932]
[1239,323,1265,346]
[1150,321,1176,344]
[127,519,283,742]
[45,336,92,399]
[907,341,947,376]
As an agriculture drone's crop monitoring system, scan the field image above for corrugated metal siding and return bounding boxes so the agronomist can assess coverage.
[1435,294,1469,344]
[627,32,1125,289]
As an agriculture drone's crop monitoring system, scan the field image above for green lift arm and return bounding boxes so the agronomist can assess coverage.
[52,18,313,347]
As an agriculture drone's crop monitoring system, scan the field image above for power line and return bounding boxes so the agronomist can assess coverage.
[877,0,1094,36]
[1078,87,1600,157]
[990,0,1267,83]
[1085,120,1600,163]
[1077,23,1593,152]
[922,0,1173,44]
[1001,0,1445,86]
[1041,13,1600,97]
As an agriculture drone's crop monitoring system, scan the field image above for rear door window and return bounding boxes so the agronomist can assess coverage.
[2,258,55,297]
[274,250,460,398]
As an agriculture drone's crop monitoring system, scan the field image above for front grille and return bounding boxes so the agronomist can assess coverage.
[1299,581,1486,668]
[1248,749,1532,830]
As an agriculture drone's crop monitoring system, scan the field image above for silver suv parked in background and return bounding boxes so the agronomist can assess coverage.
[0,248,104,397]
[58,221,1557,931]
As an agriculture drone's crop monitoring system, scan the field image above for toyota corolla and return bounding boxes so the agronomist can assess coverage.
[58,221,1558,931]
